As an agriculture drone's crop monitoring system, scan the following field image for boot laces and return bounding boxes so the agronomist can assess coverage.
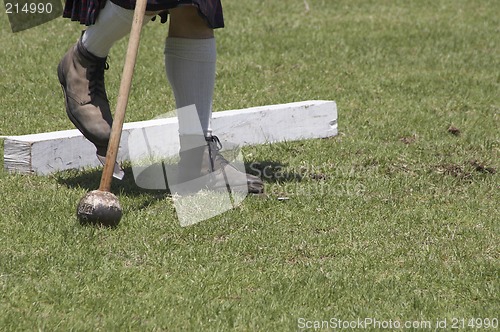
[206,135,228,170]
[88,60,109,99]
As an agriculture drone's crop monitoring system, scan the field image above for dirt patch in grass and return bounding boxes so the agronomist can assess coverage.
[434,160,497,179]
[447,125,461,136]
[400,134,418,145]
[437,163,471,179]
[469,160,497,174]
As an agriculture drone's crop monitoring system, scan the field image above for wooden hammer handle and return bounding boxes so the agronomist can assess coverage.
[99,0,148,192]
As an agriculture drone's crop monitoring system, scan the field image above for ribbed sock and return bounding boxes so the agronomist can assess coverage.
[82,1,151,57]
[165,37,216,136]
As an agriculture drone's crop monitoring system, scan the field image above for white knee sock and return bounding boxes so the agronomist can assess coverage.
[82,1,151,57]
[165,37,216,137]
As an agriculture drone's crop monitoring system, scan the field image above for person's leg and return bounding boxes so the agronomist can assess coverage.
[82,1,142,57]
[165,6,263,193]
[58,1,152,156]
[165,6,215,136]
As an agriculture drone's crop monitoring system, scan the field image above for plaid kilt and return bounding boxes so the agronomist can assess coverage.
[63,0,224,28]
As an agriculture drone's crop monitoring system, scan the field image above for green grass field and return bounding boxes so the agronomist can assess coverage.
[0,0,498,330]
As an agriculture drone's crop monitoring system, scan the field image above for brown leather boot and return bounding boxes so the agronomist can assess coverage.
[57,36,112,157]
[177,135,264,194]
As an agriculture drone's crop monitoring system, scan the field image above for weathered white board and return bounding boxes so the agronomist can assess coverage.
[3,100,337,175]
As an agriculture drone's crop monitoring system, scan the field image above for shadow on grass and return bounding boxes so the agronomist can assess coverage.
[56,159,305,196]
[56,160,312,218]
[56,163,176,212]
[246,160,304,183]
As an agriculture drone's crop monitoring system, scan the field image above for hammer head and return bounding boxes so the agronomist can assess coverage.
[77,190,122,227]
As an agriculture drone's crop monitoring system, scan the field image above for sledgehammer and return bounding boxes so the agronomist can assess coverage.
[76,0,148,227]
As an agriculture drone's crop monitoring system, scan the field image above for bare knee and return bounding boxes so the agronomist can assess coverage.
[168,6,214,39]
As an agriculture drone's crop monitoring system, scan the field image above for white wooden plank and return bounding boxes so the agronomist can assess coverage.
[3,100,337,175]
[211,100,337,145]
